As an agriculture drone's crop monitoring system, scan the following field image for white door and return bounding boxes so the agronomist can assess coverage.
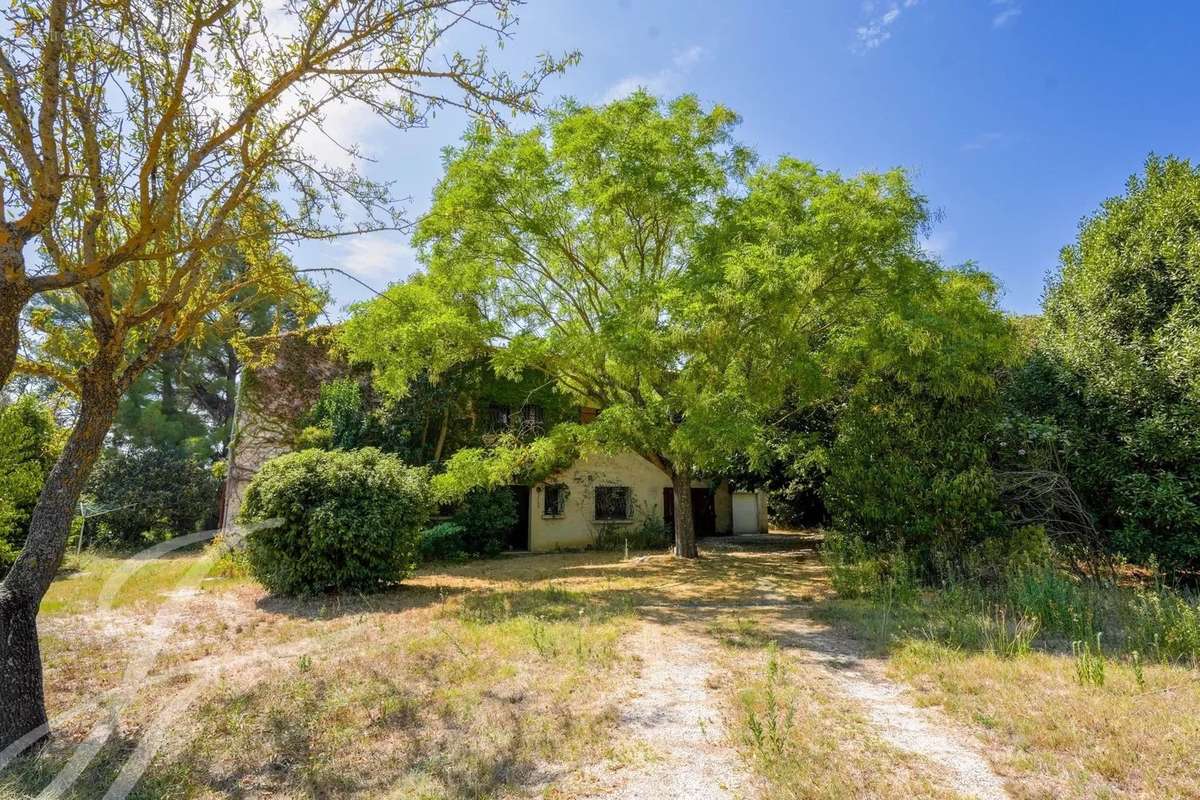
[732,492,759,534]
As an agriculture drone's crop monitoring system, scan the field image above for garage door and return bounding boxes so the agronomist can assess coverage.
[732,492,759,534]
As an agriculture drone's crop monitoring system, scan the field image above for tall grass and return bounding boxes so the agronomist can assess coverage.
[820,534,1200,668]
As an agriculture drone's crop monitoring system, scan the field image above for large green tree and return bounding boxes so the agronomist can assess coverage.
[1009,155,1200,571]
[345,92,954,557]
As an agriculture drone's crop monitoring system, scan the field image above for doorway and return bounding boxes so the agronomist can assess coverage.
[503,485,531,551]
[663,487,717,538]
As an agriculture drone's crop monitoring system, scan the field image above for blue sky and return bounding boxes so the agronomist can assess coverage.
[301,0,1200,317]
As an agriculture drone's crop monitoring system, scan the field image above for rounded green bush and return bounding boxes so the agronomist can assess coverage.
[418,522,469,562]
[238,448,430,595]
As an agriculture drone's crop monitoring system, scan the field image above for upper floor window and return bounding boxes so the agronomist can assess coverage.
[486,404,510,431]
[522,404,544,432]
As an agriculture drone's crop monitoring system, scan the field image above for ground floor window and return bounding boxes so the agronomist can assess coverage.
[594,485,631,521]
[543,483,568,517]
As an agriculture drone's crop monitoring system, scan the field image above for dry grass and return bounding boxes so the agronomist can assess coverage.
[6,548,651,799]
[40,549,251,617]
[724,644,967,800]
[816,573,1200,798]
[13,530,1199,799]
[887,640,1200,800]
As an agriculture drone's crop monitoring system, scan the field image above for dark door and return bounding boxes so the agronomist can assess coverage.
[504,485,531,551]
[663,487,717,538]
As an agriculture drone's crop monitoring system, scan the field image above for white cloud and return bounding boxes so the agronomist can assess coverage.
[992,0,1022,28]
[332,234,420,283]
[854,0,920,51]
[602,73,673,103]
[922,228,955,260]
[961,131,1008,151]
[673,45,706,69]
[601,44,706,103]
[295,98,390,170]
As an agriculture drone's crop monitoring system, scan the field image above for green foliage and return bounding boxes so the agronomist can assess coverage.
[294,425,334,451]
[725,401,834,527]
[1010,155,1200,572]
[739,646,795,762]
[345,92,961,556]
[86,447,220,548]
[239,448,431,595]
[821,532,919,604]
[1073,634,1107,687]
[1004,566,1099,642]
[965,525,1054,583]
[593,515,671,552]
[1123,586,1200,665]
[824,270,1017,575]
[418,522,470,563]
[823,535,1200,666]
[0,397,64,571]
[980,607,1041,660]
[432,423,584,502]
[449,488,518,558]
[308,378,368,450]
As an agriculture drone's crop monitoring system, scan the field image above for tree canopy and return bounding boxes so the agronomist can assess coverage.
[1008,155,1200,570]
[344,92,989,556]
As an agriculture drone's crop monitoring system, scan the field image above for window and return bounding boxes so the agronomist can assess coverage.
[594,486,631,521]
[486,404,510,431]
[543,483,568,517]
[522,404,545,433]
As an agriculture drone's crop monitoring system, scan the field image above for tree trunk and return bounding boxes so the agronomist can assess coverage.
[219,344,239,452]
[0,271,30,392]
[0,592,47,751]
[671,468,698,559]
[431,406,450,464]
[0,375,119,752]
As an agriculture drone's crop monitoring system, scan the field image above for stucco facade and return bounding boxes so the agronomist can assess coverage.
[527,450,736,551]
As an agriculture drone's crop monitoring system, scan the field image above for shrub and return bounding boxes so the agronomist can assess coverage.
[450,488,517,557]
[419,522,470,562]
[86,446,219,548]
[1123,587,1200,665]
[0,397,64,573]
[294,425,333,451]
[593,515,671,551]
[1012,156,1200,573]
[825,388,1006,579]
[821,532,918,603]
[238,448,431,595]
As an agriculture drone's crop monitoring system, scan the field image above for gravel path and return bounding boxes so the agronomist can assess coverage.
[778,619,1011,800]
[574,621,754,800]
[751,560,1010,800]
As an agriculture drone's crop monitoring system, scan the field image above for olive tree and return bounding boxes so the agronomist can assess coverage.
[0,0,569,752]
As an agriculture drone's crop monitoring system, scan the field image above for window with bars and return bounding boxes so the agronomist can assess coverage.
[543,483,568,517]
[486,404,510,431]
[522,404,545,433]
[594,486,631,521]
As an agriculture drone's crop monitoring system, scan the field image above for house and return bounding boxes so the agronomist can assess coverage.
[221,330,768,550]
[520,449,768,551]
